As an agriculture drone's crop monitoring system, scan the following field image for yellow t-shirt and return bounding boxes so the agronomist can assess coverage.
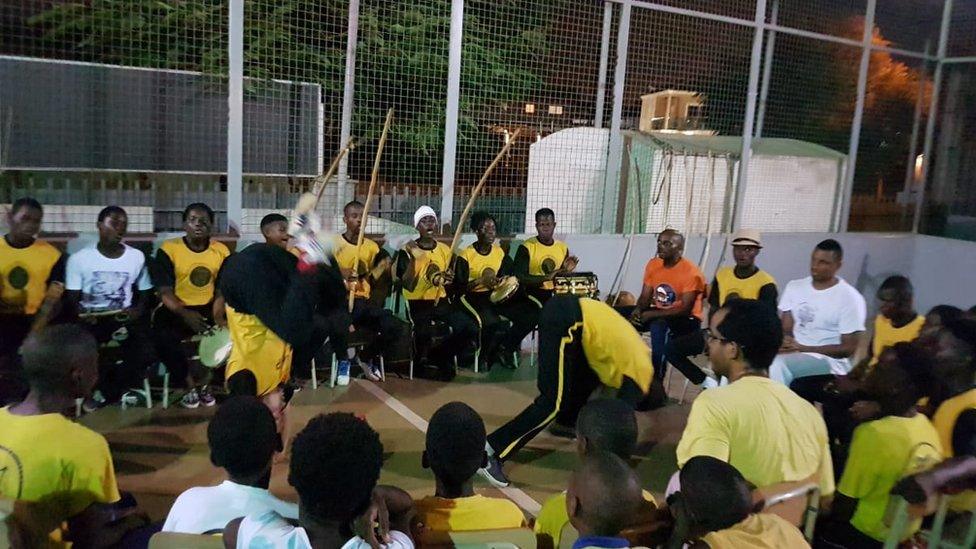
[415,494,525,533]
[713,266,776,306]
[870,314,925,366]
[402,242,453,301]
[534,490,656,547]
[931,388,976,511]
[579,297,654,393]
[224,304,292,397]
[700,513,808,549]
[332,235,382,300]
[158,238,230,306]
[521,237,568,291]
[459,244,506,293]
[676,376,835,497]
[0,407,120,520]
[839,414,943,542]
[0,238,62,315]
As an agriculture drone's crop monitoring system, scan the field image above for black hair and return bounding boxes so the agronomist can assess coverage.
[20,325,98,393]
[289,413,383,524]
[10,197,42,216]
[209,396,278,479]
[425,402,486,488]
[716,299,783,371]
[183,202,215,223]
[679,456,752,533]
[927,305,964,326]
[344,200,364,213]
[815,238,843,260]
[226,369,259,397]
[576,399,637,460]
[535,208,555,222]
[573,450,643,536]
[470,211,497,232]
[871,342,928,416]
[878,275,913,298]
[260,213,288,230]
[97,205,127,223]
[943,319,976,360]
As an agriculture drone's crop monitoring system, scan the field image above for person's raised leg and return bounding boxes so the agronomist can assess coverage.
[769,353,834,387]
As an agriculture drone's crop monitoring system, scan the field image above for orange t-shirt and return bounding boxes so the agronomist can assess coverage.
[642,257,706,319]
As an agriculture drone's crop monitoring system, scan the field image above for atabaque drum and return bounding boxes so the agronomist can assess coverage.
[553,272,599,299]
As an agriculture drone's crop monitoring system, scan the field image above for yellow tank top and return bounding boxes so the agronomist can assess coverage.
[459,244,505,293]
[870,314,925,366]
[224,304,292,397]
[522,237,568,291]
[0,238,62,315]
[160,238,230,306]
[402,241,453,301]
[713,266,776,306]
[332,234,381,299]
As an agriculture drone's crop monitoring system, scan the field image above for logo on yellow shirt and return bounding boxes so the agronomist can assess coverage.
[541,258,556,274]
[189,265,213,287]
[0,445,24,498]
[7,265,29,290]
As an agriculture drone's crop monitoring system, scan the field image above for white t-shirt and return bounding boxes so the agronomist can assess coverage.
[236,510,414,549]
[778,276,867,374]
[65,244,152,311]
[162,480,299,534]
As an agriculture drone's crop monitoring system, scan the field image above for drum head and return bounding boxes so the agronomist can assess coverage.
[490,276,519,304]
[198,327,232,368]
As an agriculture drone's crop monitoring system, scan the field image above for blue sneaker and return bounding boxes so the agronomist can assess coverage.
[337,359,351,386]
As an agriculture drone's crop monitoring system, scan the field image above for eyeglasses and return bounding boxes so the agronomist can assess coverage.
[702,328,738,347]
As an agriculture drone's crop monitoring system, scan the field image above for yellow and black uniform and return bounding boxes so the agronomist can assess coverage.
[330,234,402,363]
[0,406,120,542]
[487,295,653,461]
[219,243,341,396]
[455,244,515,366]
[869,314,925,366]
[707,266,777,310]
[932,388,976,511]
[151,238,231,385]
[415,494,525,535]
[500,237,571,359]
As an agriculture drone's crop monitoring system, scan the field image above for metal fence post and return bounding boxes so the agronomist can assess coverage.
[594,1,613,129]
[731,0,768,231]
[226,0,244,234]
[755,0,778,138]
[914,0,954,233]
[338,0,360,213]
[602,0,631,234]
[838,0,876,232]
[439,0,464,230]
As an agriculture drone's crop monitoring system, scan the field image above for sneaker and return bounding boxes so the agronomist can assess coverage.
[356,358,381,382]
[180,389,200,409]
[370,362,384,382]
[199,386,216,407]
[336,360,351,386]
[81,396,106,414]
[121,391,149,409]
[479,455,510,488]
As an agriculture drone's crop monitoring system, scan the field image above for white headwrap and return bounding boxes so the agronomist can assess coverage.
[413,205,438,228]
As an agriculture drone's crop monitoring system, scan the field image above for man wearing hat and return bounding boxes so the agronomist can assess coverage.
[708,229,778,313]
[395,206,478,380]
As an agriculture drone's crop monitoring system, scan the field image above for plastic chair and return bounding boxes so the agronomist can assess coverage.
[757,481,820,542]
[557,522,578,549]
[885,456,976,549]
[148,531,223,548]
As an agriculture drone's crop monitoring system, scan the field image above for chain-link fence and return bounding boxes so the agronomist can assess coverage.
[0,0,971,239]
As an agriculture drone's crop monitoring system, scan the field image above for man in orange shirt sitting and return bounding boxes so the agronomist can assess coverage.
[631,229,707,386]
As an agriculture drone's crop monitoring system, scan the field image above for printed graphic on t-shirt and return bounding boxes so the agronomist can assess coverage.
[189,265,212,287]
[654,283,677,308]
[796,302,816,328]
[88,270,133,310]
[7,265,28,290]
[0,445,24,498]
[541,257,556,274]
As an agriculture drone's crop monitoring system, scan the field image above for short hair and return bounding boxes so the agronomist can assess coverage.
[208,396,278,478]
[182,202,215,223]
[814,238,843,260]
[878,275,913,298]
[226,369,259,397]
[572,450,643,535]
[871,342,928,416]
[20,325,98,393]
[260,213,288,230]
[535,208,555,221]
[470,211,496,232]
[715,299,783,370]
[927,305,963,326]
[944,319,976,359]
[425,402,486,488]
[97,205,127,223]
[679,456,752,533]
[576,399,637,460]
[344,200,364,214]
[289,413,383,524]
[10,197,42,216]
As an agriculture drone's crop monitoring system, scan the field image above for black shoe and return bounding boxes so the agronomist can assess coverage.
[479,455,510,488]
[548,422,576,439]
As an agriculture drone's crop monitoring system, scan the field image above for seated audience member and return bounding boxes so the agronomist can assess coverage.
[151,203,230,408]
[0,325,121,538]
[771,239,866,390]
[631,229,707,385]
[565,451,644,549]
[676,299,834,498]
[865,276,924,365]
[261,213,291,250]
[415,402,524,536]
[819,345,943,548]
[917,304,964,352]
[668,456,808,549]
[224,413,414,549]
[535,399,657,548]
[707,229,777,312]
[64,205,156,407]
[0,197,66,406]
[163,396,296,534]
